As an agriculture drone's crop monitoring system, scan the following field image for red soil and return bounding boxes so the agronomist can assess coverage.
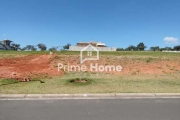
[0,55,64,80]
[0,54,180,80]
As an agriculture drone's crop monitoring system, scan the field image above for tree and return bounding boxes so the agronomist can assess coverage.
[11,43,20,51]
[174,45,180,51]
[25,45,32,51]
[49,46,59,51]
[37,43,47,51]
[63,43,71,50]
[165,47,172,51]
[137,42,146,51]
[150,47,155,51]
[150,46,159,51]
[116,48,124,51]
[21,47,27,51]
[23,45,37,51]
[125,45,137,51]
[160,47,172,51]
[125,46,132,51]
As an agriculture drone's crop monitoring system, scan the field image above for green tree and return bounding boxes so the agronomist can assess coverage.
[165,47,172,50]
[150,46,159,51]
[160,47,172,51]
[125,45,137,51]
[22,45,37,51]
[174,45,180,51]
[49,46,59,51]
[116,48,124,51]
[11,43,20,51]
[63,43,71,50]
[137,42,146,51]
[37,43,47,51]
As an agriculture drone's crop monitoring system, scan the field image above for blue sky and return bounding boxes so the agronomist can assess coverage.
[0,0,180,49]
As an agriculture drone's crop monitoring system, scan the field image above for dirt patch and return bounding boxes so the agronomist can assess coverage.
[52,55,180,75]
[70,79,88,83]
[0,55,64,80]
[0,54,180,80]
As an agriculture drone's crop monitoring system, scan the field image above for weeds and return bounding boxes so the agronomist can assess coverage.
[146,57,153,63]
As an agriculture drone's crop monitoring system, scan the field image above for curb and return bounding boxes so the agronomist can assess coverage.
[0,93,180,100]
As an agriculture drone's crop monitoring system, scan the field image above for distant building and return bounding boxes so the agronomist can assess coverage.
[0,40,13,50]
[69,42,116,51]
[76,42,106,47]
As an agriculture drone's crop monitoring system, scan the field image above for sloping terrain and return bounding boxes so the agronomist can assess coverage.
[0,53,180,80]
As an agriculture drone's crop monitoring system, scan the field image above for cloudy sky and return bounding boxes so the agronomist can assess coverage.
[0,0,179,49]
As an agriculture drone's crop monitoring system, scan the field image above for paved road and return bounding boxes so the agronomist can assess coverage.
[0,99,180,120]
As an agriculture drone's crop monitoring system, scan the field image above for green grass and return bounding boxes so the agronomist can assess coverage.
[0,79,20,86]
[146,57,153,63]
[0,73,180,94]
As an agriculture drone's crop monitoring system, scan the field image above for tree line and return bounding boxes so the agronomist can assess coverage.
[117,42,180,51]
[10,42,180,51]
[10,43,71,51]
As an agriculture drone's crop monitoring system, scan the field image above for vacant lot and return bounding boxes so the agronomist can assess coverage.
[0,51,180,93]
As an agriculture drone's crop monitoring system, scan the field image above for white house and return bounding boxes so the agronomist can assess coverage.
[0,40,13,50]
[69,42,116,51]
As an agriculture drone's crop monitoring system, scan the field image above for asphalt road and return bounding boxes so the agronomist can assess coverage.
[0,99,180,120]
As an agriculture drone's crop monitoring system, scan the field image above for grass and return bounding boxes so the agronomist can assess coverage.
[146,57,153,63]
[0,73,180,94]
[66,78,94,86]
[0,50,180,58]
[0,79,20,86]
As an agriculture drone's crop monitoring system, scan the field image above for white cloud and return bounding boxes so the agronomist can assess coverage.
[163,37,179,44]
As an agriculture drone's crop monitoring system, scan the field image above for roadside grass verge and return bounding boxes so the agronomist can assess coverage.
[0,73,180,94]
[0,79,20,86]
